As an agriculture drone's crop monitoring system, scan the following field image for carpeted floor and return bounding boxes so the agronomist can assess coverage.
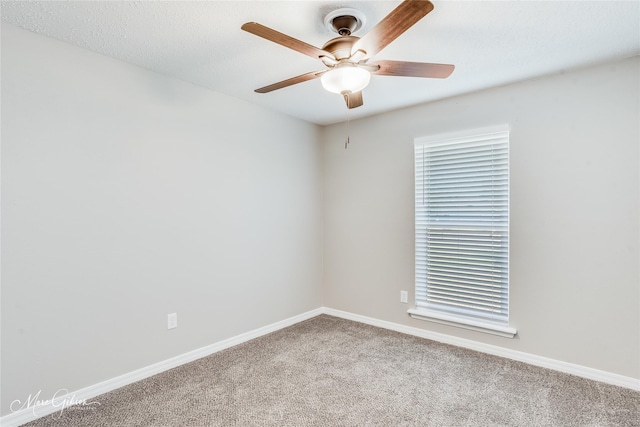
[23,315,640,426]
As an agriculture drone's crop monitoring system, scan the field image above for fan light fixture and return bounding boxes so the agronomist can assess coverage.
[320,64,371,94]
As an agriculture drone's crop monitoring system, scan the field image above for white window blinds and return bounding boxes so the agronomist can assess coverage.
[415,129,509,324]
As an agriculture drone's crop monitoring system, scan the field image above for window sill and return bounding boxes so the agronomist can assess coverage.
[407,308,517,338]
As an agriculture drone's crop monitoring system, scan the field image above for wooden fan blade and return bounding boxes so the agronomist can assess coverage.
[242,22,334,61]
[343,91,364,109]
[370,60,454,78]
[255,71,326,93]
[352,0,434,59]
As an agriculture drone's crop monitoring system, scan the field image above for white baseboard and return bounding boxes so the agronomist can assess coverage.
[0,308,323,427]
[321,307,640,391]
[3,306,638,427]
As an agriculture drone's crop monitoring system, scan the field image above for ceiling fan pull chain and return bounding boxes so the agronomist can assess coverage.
[345,108,351,149]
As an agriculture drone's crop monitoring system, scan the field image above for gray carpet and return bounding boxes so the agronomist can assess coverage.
[23,315,640,426]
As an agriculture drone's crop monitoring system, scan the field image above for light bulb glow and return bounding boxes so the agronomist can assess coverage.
[321,65,371,94]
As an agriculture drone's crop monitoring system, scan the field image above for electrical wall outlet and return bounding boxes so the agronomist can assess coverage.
[400,290,408,304]
[167,313,177,330]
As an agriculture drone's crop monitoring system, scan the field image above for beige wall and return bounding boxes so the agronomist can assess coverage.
[322,56,640,379]
[1,24,323,415]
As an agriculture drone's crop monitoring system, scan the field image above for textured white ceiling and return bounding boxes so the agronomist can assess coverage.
[2,1,639,125]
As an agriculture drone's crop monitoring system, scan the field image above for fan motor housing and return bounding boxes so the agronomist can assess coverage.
[322,36,359,60]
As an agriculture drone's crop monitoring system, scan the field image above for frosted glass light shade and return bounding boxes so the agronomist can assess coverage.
[321,66,371,94]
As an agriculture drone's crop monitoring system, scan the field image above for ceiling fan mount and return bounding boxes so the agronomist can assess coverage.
[241,0,454,110]
[323,8,366,36]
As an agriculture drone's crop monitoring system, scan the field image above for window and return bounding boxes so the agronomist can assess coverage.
[409,127,516,338]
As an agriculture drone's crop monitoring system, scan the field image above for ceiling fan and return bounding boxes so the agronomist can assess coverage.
[241,0,454,109]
